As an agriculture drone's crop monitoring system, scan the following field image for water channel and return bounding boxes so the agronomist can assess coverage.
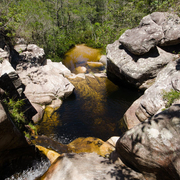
[5,44,141,180]
[37,45,141,144]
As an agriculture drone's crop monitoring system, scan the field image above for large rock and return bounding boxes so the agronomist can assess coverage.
[16,62,74,108]
[135,58,180,122]
[119,12,180,55]
[119,14,164,55]
[116,104,180,180]
[152,12,180,46]
[106,40,175,89]
[17,44,46,65]
[39,153,145,180]
[68,137,115,157]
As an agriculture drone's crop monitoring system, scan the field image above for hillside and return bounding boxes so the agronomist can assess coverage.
[0,0,180,61]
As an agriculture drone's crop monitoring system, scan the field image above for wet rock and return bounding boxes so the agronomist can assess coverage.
[75,66,87,73]
[68,137,115,157]
[32,135,70,155]
[116,104,180,180]
[87,61,104,68]
[64,44,101,73]
[39,153,145,180]
[36,145,62,164]
[106,40,175,89]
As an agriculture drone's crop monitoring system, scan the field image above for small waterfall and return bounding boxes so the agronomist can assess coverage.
[5,159,50,180]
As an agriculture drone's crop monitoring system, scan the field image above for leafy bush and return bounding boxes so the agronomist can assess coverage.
[3,97,37,139]
[162,89,180,108]
[4,98,26,130]
[1,0,180,61]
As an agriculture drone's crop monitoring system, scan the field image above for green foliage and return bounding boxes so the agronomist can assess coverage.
[1,0,180,61]
[4,98,27,130]
[162,89,180,108]
[3,97,37,140]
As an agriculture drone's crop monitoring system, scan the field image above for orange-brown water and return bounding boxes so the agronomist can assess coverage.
[63,44,101,73]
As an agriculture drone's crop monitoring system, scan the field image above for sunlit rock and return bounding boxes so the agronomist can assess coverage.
[14,44,27,53]
[39,153,145,180]
[68,137,114,157]
[32,103,44,124]
[36,145,61,164]
[107,40,175,89]
[75,66,87,73]
[116,104,180,180]
[135,58,180,122]
[0,48,9,62]
[16,61,74,109]
[119,12,180,55]
[106,136,120,147]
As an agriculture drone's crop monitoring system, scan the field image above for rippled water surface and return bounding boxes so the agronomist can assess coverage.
[37,45,141,143]
[38,76,141,144]
[5,159,50,180]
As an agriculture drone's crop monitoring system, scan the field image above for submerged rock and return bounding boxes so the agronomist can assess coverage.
[116,104,180,180]
[68,137,115,157]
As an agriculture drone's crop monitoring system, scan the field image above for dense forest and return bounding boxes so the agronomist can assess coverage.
[0,0,179,61]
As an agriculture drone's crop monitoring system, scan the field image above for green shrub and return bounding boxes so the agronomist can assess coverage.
[162,89,180,108]
[4,98,26,129]
[3,98,37,140]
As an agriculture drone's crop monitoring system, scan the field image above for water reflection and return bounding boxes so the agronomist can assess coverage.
[38,76,141,144]
[37,44,141,144]
[63,44,101,73]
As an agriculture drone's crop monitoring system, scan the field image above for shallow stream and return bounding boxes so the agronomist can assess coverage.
[5,45,141,179]
[37,45,141,144]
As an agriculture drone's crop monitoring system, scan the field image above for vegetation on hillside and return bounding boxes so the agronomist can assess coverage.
[163,89,180,108]
[0,0,179,61]
[3,97,37,139]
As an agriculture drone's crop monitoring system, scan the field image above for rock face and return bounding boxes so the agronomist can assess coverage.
[106,40,175,89]
[135,58,180,122]
[39,153,145,180]
[119,14,163,55]
[119,12,180,55]
[116,104,180,180]
[16,62,74,107]
[15,44,46,65]
[0,101,41,179]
